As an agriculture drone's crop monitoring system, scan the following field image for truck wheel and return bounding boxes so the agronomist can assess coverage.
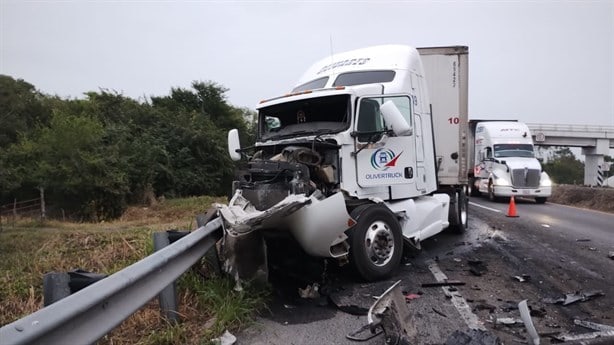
[449,190,468,233]
[349,204,403,281]
[535,197,547,204]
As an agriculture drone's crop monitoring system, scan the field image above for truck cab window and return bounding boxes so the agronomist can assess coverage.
[356,96,412,142]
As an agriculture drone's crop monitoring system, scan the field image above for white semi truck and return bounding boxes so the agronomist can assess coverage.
[468,120,552,203]
[220,45,469,281]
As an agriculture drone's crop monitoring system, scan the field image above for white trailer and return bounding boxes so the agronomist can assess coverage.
[468,120,552,203]
[222,45,469,281]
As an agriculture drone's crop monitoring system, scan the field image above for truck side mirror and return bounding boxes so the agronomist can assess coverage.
[380,101,412,136]
[228,129,242,161]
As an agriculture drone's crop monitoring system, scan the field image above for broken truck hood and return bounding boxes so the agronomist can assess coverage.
[217,191,312,236]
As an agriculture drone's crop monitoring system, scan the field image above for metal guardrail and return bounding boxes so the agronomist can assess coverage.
[0,217,223,345]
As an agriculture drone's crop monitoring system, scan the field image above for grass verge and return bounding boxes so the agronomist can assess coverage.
[0,196,269,344]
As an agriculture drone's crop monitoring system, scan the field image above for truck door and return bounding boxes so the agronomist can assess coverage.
[354,96,416,188]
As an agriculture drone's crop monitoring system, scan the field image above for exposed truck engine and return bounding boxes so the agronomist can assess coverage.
[218,45,469,281]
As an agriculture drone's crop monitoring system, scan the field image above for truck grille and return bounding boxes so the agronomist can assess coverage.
[511,168,540,188]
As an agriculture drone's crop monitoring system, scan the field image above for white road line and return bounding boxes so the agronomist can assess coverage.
[469,201,502,213]
[426,260,485,331]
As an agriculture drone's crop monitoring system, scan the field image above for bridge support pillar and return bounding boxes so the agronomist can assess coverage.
[581,139,609,186]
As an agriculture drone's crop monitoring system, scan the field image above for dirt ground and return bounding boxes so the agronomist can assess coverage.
[549,185,614,213]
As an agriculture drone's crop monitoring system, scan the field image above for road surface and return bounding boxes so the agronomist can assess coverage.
[237,198,614,344]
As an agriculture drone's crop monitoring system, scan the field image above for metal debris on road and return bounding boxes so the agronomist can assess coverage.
[432,307,448,318]
[346,323,383,342]
[518,300,540,345]
[542,290,605,306]
[367,280,416,345]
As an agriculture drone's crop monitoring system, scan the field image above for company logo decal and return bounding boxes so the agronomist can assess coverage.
[370,149,403,171]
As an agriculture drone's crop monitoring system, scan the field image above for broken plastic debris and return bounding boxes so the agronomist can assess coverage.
[512,274,531,282]
[298,283,320,299]
[496,317,523,326]
[212,330,236,345]
[404,293,421,302]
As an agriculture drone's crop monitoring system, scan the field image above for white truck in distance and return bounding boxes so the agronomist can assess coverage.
[468,120,552,203]
[221,45,469,281]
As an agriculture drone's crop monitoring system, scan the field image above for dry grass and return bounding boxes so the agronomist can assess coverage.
[550,184,614,213]
[0,195,267,344]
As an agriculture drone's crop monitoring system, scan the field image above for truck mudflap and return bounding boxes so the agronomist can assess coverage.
[218,190,353,258]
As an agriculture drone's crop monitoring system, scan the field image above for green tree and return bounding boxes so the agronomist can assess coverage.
[542,147,584,184]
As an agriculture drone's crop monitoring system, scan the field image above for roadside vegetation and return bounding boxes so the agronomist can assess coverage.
[0,75,255,221]
[0,196,269,344]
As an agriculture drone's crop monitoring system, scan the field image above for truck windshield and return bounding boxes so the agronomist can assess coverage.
[259,95,350,141]
[493,144,535,158]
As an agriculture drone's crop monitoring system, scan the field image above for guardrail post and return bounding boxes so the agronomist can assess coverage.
[43,273,71,306]
[153,231,182,323]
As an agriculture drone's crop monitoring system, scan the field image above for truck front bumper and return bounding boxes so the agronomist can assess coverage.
[494,185,552,198]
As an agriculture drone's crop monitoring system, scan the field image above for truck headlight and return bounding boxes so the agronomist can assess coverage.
[540,175,552,187]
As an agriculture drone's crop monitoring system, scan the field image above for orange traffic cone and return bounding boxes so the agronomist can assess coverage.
[506,196,519,217]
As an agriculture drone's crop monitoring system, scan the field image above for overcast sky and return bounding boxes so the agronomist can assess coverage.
[2,1,613,127]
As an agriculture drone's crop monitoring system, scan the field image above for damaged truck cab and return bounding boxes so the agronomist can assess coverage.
[220,45,469,281]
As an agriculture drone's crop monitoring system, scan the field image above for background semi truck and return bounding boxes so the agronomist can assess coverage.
[467,120,552,203]
[220,45,469,281]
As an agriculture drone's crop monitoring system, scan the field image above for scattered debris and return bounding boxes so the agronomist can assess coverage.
[474,303,496,313]
[575,319,614,332]
[608,252,614,260]
[512,274,531,282]
[542,290,605,306]
[346,323,383,342]
[283,304,296,309]
[445,329,502,345]
[212,330,236,345]
[298,283,320,299]
[589,247,597,251]
[367,280,416,344]
[468,259,488,276]
[453,258,462,262]
[496,317,523,326]
[551,322,614,343]
[404,293,421,303]
[422,280,466,287]
[576,238,591,242]
[432,307,448,318]
[518,300,540,345]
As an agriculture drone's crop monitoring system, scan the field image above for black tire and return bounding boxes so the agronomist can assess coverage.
[449,190,468,233]
[349,204,403,281]
[535,197,547,204]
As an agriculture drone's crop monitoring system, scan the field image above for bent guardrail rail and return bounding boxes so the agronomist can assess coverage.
[0,217,223,345]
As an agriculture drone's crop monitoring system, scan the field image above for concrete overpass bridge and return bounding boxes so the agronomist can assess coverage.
[527,123,614,186]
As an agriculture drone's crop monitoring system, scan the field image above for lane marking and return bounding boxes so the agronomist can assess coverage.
[469,201,502,213]
[426,260,485,331]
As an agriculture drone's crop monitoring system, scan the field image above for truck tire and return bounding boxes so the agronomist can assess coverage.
[535,197,547,204]
[449,190,468,233]
[349,204,403,281]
